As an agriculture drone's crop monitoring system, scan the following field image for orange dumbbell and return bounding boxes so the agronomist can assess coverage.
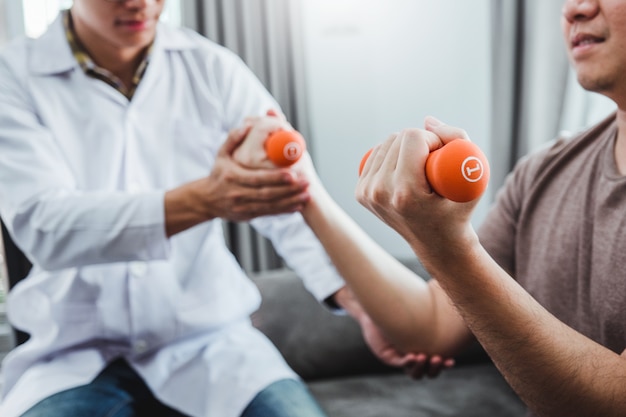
[265,130,306,167]
[359,139,489,203]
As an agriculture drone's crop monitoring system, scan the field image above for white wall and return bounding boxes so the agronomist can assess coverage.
[0,0,8,46]
[298,0,491,260]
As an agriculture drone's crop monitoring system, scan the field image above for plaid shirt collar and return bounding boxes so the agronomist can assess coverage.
[63,10,152,100]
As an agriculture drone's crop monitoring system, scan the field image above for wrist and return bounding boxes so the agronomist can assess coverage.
[332,286,368,323]
[164,178,214,236]
[409,223,479,266]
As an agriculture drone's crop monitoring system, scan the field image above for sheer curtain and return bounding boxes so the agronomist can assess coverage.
[185,0,307,129]
[182,0,306,274]
[491,0,616,191]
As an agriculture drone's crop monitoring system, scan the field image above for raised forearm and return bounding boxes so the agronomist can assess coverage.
[417,235,626,417]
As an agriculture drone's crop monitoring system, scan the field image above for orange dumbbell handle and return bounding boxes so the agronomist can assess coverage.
[265,130,306,167]
[359,139,489,203]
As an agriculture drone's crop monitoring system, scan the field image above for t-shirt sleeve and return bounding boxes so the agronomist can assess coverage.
[477,140,563,277]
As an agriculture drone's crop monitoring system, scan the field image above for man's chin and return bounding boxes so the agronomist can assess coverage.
[577,74,614,95]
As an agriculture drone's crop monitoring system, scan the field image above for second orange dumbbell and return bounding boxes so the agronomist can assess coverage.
[265,130,306,167]
[359,139,489,203]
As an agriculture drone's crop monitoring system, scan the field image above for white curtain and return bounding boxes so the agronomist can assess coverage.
[183,0,306,274]
[184,0,308,131]
[491,0,568,190]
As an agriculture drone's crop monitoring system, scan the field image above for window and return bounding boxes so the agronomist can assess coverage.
[22,0,182,39]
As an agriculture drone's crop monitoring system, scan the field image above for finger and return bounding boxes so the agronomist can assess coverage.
[394,129,442,193]
[378,133,405,177]
[361,133,398,178]
[232,163,300,185]
[239,184,309,205]
[230,201,306,222]
[221,125,253,156]
[230,190,310,219]
[426,355,444,378]
[405,353,428,379]
[255,184,310,203]
[424,116,471,144]
[406,355,454,379]
[266,109,287,121]
[377,348,419,368]
[243,115,261,126]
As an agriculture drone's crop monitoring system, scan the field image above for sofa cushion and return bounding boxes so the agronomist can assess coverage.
[309,363,527,417]
[252,269,393,380]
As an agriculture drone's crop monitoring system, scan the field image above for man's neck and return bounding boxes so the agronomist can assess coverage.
[95,46,147,88]
[69,12,148,89]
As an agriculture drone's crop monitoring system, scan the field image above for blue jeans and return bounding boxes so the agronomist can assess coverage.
[241,379,328,417]
[21,358,328,417]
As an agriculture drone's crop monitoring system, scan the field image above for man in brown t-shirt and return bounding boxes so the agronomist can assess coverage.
[298,1,626,416]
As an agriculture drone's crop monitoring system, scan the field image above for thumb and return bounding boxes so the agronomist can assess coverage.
[266,108,287,121]
[221,125,252,156]
[383,351,419,368]
[424,116,471,145]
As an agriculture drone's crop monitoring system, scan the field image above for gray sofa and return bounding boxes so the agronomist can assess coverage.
[251,268,527,417]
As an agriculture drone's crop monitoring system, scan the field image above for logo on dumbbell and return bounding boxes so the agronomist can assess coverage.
[284,142,303,161]
[461,156,484,183]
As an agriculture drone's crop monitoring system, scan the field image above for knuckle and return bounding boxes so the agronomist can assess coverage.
[390,186,414,210]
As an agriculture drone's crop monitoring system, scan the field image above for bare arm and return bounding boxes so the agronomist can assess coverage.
[300,158,472,357]
[418,232,626,417]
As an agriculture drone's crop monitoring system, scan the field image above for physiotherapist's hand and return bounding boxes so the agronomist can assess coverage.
[164,125,311,236]
[230,109,327,212]
[205,125,311,221]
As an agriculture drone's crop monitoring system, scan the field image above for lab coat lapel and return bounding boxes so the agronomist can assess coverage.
[29,15,76,76]
[130,23,197,107]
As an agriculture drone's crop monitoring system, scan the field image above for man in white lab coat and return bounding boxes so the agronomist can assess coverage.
[0,1,427,416]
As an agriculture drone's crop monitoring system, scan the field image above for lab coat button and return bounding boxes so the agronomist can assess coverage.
[130,262,147,276]
[133,339,148,354]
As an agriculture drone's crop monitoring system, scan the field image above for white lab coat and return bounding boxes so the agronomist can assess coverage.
[0,15,344,417]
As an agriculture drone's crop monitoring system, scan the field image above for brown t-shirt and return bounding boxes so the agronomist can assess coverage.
[478,112,626,414]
